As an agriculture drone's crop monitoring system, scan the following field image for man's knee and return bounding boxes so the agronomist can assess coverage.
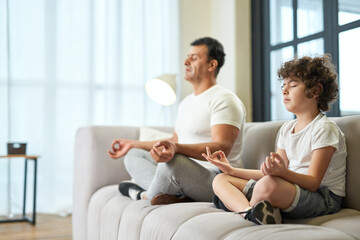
[156,155,190,179]
[124,148,144,166]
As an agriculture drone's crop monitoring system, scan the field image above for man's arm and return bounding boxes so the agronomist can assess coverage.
[150,124,239,162]
[176,124,239,160]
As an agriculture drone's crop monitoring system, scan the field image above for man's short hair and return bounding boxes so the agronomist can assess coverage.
[191,37,226,77]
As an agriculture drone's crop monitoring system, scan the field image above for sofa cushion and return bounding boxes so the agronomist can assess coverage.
[241,120,285,170]
[284,208,360,225]
[140,202,222,239]
[118,199,161,239]
[332,116,360,210]
[223,224,355,240]
[321,214,360,240]
[87,185,133,240]
[172,211,254,240]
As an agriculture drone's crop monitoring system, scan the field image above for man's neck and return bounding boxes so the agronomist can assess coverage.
[192,77,217,95]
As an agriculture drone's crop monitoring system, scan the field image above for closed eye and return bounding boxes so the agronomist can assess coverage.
[282,79,299,90]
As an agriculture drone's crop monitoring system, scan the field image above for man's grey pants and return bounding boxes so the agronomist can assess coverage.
[124,148,219,202]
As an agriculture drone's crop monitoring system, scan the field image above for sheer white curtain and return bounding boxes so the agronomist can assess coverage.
[0,0,179,214]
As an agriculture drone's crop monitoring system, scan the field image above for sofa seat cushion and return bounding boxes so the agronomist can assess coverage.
[87,185,133,240]
[172,211,255,240]
[223,224,355,240]
[321,214,360,240]
[90,185,360,240]
[118,199,161,239]
[140,202,222,239]
[284,208,360,225]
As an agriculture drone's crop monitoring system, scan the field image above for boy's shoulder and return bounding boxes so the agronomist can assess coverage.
[311,114,345,140]
[281,118,297,131]
[280,113,340,134]
[313,114,339,130]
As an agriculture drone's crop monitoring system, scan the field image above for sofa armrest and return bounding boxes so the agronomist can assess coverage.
[72,126,138,240]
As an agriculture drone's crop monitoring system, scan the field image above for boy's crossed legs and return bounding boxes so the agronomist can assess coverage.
[212,174,297,224]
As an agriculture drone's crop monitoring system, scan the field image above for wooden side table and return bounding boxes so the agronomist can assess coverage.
[0,155,38,225]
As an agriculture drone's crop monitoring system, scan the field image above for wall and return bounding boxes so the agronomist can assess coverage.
[179,0,252,122]
[235,0,252,122]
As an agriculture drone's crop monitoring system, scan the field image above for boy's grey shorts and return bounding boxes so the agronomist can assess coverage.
[243,179,342,219]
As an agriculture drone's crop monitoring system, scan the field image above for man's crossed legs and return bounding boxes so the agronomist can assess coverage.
[120,148,218,204]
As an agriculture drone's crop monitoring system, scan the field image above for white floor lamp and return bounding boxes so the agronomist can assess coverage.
[145,74,177,125]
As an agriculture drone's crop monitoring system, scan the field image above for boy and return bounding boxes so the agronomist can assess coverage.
[202,55,347,224]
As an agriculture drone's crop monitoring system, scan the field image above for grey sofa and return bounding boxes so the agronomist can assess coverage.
[73,115,360,240]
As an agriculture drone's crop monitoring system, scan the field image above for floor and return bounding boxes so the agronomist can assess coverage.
[0,214,72,240]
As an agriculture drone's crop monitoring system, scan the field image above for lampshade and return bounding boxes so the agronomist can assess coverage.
[145,74,177,106]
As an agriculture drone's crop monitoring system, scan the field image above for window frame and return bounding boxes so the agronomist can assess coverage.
[252,0,360,121]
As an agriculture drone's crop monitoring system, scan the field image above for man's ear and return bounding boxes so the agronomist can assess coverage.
[208,59,218,72]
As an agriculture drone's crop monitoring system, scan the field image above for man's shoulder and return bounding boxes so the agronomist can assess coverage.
[212,84,236,94]
[179,93,195,105]
[208,85,241,102]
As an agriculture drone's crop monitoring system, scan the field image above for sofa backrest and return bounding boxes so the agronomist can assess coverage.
[331,115,360,210]
[241,120,285,170]
[241,115,360,211]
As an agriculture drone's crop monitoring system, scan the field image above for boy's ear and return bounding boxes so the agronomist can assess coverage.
[312,83,323,97]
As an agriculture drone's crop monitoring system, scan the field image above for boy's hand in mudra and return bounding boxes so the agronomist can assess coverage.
[202,146,233,174]
[261,152,287,177]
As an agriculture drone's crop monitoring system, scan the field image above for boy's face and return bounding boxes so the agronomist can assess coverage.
[281,78,318,114]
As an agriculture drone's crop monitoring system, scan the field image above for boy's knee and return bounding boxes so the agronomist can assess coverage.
[253,176,278,200]
[212,173,229,194]
[213,173,227,184]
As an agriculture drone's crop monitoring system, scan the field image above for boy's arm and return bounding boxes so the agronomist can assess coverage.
[227,168,264,181]
[202,147,264,181]
[269,146,335,191]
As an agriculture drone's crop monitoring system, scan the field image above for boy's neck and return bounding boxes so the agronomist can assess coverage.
[293,110,320,133]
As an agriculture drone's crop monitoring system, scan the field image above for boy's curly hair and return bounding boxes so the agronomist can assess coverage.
[277,54,338,112]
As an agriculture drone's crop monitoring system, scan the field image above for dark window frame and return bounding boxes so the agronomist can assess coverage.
[252,0,360,121]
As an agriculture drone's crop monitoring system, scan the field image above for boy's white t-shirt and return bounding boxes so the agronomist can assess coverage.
[277,113,347,196]
[174,84,246,168]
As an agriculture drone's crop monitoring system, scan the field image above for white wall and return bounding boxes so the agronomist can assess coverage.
[178,0,211,100]
[235,0,252,122]
[179,0,252,121]
[210,0,236,92]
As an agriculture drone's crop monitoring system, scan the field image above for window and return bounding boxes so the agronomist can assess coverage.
[252,0,360,121]
[0,0,179,215]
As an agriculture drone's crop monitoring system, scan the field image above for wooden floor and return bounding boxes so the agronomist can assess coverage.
[0,214,72,240]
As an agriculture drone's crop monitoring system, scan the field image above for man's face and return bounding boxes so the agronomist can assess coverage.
[184,45,210,82]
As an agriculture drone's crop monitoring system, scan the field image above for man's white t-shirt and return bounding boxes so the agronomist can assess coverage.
[277,113,347,196]
[174,84,246,169]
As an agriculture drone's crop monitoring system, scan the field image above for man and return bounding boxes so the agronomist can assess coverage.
[108,37,246,205]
